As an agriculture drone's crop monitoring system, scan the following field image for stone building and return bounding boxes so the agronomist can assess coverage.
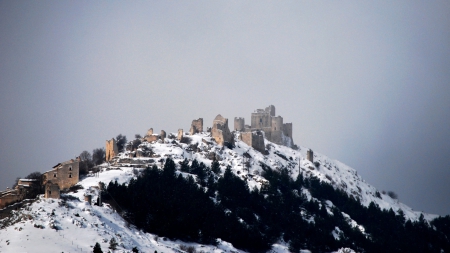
[235,105,293,147]
[211,114,234,146]
[106,138,118,161]
[0,189,22,209]
[42,159,79,192]
[44,181,60,199]
[190,118,203,135]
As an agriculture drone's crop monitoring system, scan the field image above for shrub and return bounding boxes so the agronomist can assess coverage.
[180,136,191,144]
[387,191,398,199]
[375,191,381,199]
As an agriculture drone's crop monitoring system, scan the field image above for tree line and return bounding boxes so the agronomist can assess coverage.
[106,158,450,253]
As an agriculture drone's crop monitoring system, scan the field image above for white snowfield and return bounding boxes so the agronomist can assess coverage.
[0,132,435,253]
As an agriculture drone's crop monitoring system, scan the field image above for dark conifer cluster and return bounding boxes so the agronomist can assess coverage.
[106,158,450,253]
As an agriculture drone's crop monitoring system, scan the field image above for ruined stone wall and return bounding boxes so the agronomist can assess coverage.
[42,160,79,191]
[106,138,118,161]
[177,129,183,140]
[189,118,203,135]
[283,123,292,139]
[147,128,153,136]
[0,190,22,209]
[270,130,283,145]
[234,117,245,131]
[240,132,253,147]
[252,131,265,153]
[145,135,159,143]
[160,130,166,141]
[211,114,233,146]
[240,131,265,153]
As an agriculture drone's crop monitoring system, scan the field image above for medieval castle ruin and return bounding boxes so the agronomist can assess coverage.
[0,105,303,209]
[105,105,295,161]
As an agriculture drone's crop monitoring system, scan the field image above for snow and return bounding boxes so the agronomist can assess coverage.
[0,131,439,252]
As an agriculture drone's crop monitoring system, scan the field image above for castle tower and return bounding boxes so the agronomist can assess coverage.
[106,138,118,161]
[307,149,314,163]
[283,123,292,139]
[234,117,245,131]
[265,105,275,116]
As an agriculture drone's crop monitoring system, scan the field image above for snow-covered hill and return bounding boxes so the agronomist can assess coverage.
[0,131,437,252]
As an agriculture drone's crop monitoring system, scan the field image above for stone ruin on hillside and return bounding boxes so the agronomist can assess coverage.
[234,105,293,148]
[189,118,203,135]
[211,114,234,146]
[104,105,294,162]
[106,138,118,161]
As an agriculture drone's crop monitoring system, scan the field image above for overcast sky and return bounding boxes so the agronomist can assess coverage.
[1,1,449,215]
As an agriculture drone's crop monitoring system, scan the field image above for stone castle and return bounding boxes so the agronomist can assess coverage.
[234,105,293,147]
[106,105,294,161]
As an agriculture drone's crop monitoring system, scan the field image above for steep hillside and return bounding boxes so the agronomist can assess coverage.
[0,131,448,253]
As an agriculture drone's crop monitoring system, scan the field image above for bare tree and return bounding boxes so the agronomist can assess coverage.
[79,150,93,175]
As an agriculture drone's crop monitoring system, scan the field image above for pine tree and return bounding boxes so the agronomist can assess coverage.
[180,158,190,172]
[93,242,103,253]
[211,159,220,174]
[109,237,118,250]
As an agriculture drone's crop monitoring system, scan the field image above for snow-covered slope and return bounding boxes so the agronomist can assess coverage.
[0,131,436,252]
[127,131,435,221]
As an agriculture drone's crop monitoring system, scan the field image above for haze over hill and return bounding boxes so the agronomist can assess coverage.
[0,1,450,216]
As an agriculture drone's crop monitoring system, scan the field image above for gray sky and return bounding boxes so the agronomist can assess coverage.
[1,1,449,215]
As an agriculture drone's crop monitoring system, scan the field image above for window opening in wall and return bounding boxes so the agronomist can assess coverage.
[69,167,72,171]
[69,174,72,178]
[53,174,57,177]
[260,118,262,123]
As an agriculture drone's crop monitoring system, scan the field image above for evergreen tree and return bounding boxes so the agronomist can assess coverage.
[109,237,118,250]
[211,159,220,174]
[93,242,103,253]
[180,158,190,172]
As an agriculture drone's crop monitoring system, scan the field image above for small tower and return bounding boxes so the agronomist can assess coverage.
[177,129,183,140]
[234,117,245,131]
[307,149,314,163]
